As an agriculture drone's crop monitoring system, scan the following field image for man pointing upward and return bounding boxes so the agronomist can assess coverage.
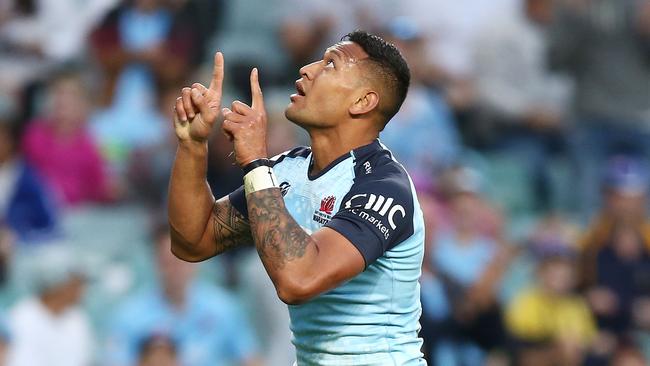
[168,30,426,365]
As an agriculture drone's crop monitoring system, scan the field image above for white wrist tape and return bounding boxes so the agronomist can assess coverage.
[244,165,278,195]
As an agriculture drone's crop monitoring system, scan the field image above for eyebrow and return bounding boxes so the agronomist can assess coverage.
[324,48,345,61]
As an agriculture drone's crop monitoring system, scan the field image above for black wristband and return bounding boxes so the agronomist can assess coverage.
[242,158,272,174]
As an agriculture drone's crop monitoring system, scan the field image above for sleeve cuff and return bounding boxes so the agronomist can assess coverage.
[326,217,384,268]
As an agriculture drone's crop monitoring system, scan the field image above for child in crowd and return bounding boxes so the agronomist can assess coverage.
[506,244,596,366]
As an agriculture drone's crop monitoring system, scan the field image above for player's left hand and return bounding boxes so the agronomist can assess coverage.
[221,68,268,167]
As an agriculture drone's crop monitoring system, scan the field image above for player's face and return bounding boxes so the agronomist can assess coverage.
[285,41,369,128]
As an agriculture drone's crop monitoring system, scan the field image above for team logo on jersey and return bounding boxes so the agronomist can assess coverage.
[319,195,336,214]
[344,194,406,239]
[313,195,336,224]
[279,181,291,196]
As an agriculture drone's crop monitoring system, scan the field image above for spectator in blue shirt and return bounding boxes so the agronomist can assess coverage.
[0,114,58,243]
[104,226,260,366]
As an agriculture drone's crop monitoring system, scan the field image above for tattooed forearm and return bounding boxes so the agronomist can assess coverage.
[247,188,313,270]
[212,201,253,254]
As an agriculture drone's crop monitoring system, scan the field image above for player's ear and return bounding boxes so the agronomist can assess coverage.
[349,90,379,117]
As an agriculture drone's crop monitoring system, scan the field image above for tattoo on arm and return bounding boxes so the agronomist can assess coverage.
[247,188,312,270]
[212,201,254,253]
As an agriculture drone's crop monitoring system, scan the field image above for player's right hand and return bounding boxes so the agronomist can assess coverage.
[173,52,224,143]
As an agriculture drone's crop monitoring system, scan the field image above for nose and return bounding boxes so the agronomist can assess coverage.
[299,60,322,81]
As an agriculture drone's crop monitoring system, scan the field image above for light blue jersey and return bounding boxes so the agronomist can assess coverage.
[230,139,426,365]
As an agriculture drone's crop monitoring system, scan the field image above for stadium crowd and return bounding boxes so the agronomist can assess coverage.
[0,0,649,365]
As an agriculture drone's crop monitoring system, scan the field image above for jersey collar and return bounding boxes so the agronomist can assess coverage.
[307,139,382,181]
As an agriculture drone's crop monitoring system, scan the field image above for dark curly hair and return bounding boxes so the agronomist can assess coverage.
[343,30,410,129]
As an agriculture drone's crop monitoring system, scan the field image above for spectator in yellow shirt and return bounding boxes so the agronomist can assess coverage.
[506,244,596,366]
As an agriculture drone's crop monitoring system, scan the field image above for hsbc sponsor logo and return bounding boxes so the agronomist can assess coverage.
[344,193,406,230]
[357,210,391,239]
[344,193,406,236]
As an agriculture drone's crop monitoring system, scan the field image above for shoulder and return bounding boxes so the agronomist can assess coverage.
[354,141,411,180]
[8,298,42,328]
[9,298,36,316]
[346,142,415,206]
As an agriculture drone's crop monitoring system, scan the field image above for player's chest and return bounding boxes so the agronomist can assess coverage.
[276,174,354,234]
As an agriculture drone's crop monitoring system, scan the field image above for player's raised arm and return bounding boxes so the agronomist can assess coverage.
[168,52,253,262]
[222,69,366,304]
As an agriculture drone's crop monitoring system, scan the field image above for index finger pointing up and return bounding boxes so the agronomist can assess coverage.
[250,68,264,110]
[208,52,224,93]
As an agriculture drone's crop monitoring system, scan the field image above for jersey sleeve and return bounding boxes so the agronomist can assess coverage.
[228,186,248,219]
[325,164,415,266]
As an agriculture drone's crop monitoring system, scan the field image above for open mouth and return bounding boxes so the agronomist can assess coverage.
[295,81,306,96]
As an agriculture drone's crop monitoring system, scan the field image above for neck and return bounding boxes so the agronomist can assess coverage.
[307,127,377,175]
[163,284,187,310]
[55,119,81,136]
[40,293,68,315]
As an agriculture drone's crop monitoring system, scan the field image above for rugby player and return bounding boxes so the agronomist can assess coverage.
[169,30,426,365]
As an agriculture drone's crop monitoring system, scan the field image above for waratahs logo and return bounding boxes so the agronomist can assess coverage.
[319,195,336,215]
[313,195,336,224]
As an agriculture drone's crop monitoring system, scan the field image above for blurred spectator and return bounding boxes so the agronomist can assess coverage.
[6,245,94,366]
[505,245,597,366]
[239,251,296,366]
[498,214,581,306]
[89,0,201,172]
[472,0,573,211]
[549,0,650,215]
[585,224,650,338]
[126,84,179,207]
[104,226,260,366]
[278,0,384,69]
[137,334,179,366]
[577,157,650,361]
[395,0,518,114]
[206,129,245,201]
[0,320,7,366]
[164,0,223,68]
[380,18,461,192]
[0,227,13,288]
[435,165,505,238]
[422,166,509,365]
[21,67,116,207]
[0,115,57,242]
[0,0,117,105]
[90,0,196,106]
[610,344,648,366]
[579,156,650,288]
[0,0,118,61]
[397,0,517,81]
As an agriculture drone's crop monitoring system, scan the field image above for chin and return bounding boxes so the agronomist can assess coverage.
[285,104,332,130]
[284,105,304,126]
